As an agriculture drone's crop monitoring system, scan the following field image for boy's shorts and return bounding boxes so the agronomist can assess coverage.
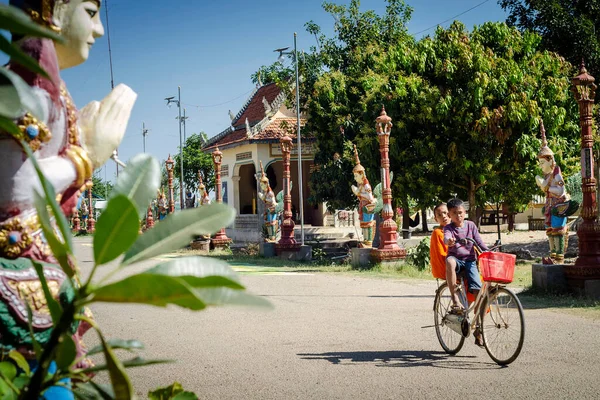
[448,256,482,293]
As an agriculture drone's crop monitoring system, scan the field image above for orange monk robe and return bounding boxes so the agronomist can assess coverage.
[430,227,447,279]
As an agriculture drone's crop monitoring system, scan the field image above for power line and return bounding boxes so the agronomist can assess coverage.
[411,0,493,37]
[182,88,255,109]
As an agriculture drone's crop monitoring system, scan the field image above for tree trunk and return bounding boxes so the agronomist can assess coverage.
[468,179,477,222]
[421,208,429,232]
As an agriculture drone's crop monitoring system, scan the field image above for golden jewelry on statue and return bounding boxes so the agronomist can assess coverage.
[65,146,93,188]
[0,218,34,259]
[60,84,80,145]
[11,113,52,152]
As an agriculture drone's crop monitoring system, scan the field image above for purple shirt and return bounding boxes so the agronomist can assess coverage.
[443,220,488,262]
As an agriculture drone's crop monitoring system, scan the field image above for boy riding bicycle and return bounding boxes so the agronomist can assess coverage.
[443,198,488,345]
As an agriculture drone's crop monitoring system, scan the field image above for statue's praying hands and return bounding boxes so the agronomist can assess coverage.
[79,84,137,169]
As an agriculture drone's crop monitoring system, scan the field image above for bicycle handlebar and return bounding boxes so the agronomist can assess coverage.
[457,237,502,254]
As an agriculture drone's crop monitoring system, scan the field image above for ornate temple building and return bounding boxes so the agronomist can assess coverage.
[203,83,353,241]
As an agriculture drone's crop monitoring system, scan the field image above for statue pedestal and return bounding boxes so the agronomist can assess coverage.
[191,238,211,254]
[532,263,568,292]
[370,248,406,264]
[260,242,276,258]
[276,243,305,261]
[351,247,372,269]
[211,237,232,250]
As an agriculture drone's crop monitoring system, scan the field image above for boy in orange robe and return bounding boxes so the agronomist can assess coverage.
[430,203,450,279]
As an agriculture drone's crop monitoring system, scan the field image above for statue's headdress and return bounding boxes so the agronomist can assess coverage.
[352,145,365,173]
[259,160,269,184]
[198,171,205,190]
[10,0,62,32]
[537,119,555,159]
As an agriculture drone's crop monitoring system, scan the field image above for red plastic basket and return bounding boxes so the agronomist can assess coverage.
[478,252,516,283]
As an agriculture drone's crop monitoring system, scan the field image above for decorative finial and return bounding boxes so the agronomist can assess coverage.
[262,96,272,114]
[259,160,269,182]
[229,110,235,121]
[540,119,547,147]
[537,118,554,159]
[352,144,365,173]
[245,118,252,137]
[198,170,203,184]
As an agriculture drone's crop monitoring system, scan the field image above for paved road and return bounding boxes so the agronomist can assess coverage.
[74,239,600,399]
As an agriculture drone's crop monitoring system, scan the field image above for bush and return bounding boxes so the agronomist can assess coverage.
[406,238,430,271]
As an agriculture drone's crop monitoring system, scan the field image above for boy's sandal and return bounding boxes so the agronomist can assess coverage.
[474,328,485,348]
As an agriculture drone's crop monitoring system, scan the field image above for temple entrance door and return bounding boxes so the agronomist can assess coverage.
[238,164,257,214]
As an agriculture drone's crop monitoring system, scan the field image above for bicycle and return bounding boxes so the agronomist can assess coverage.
[433,238,525,365]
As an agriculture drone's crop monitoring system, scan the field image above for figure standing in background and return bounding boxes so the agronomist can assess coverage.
[535,120,579,264]
[258,161,278,242]
[351,145,377,247]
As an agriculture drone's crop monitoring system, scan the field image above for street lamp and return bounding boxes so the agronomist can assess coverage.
[274,32,304,246]
[165,87,185,211]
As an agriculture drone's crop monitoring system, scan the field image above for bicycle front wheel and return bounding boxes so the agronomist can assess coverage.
[434,282,465,355]
[481,287,525,365]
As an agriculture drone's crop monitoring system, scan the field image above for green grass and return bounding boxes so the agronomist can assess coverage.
[518,286,600,319]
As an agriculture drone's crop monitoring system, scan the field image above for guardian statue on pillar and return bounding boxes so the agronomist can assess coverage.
[258,161,278,242]
[535,119,579,264]
[351,145,377,247]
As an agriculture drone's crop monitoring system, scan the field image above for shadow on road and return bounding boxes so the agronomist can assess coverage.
[298,350,499,370]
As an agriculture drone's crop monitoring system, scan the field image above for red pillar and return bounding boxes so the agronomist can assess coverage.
[211,147,232,248]
[565,62,600,283]
[371,107,406,262]
[86,183,95,234]
[277,136,299,251]
[166,155,175,214]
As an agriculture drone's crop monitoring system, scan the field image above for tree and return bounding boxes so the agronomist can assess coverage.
[173,132,215,194]
[499,0,600,77]
[91,173,113,199]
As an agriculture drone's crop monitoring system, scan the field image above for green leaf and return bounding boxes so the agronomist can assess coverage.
[93,195,140,266]
[31,260,62,324]
[99,334,134,400]
[55,334,77,370]
[76,357,173,375]
[193,288,272,308]
[90,274,207,310]
[0,34,49,79]
[173,392,198,400]
[145,257,243,289]
[34,191,74,277]
[7,350,29,375]
[21,141,73,252]
[0,67,22,119]
[121,203,235,266]
[0,116,20,135]
[0,4,62,41]
[111,154,161,218]
[25,304,41,359]
[73,382,115,400]
[0,67,46,121]
[148,382,185,400]
[0,362,17,381]
[87,339,144,356]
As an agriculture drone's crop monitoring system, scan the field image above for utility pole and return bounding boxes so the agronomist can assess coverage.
[142,122,149,153]
[182,108,188,143]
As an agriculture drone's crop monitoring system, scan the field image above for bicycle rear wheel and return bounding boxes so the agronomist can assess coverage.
[481,287,525,365]
[433,282,465,355]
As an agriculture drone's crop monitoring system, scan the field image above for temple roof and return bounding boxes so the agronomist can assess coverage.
[203,83,313,151]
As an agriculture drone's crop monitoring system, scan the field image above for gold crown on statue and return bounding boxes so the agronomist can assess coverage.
[537,119,554,159]
[352,144,365,173]
[259,160,269,183]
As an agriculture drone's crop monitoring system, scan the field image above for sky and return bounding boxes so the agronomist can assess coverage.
[4,0,509,182]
